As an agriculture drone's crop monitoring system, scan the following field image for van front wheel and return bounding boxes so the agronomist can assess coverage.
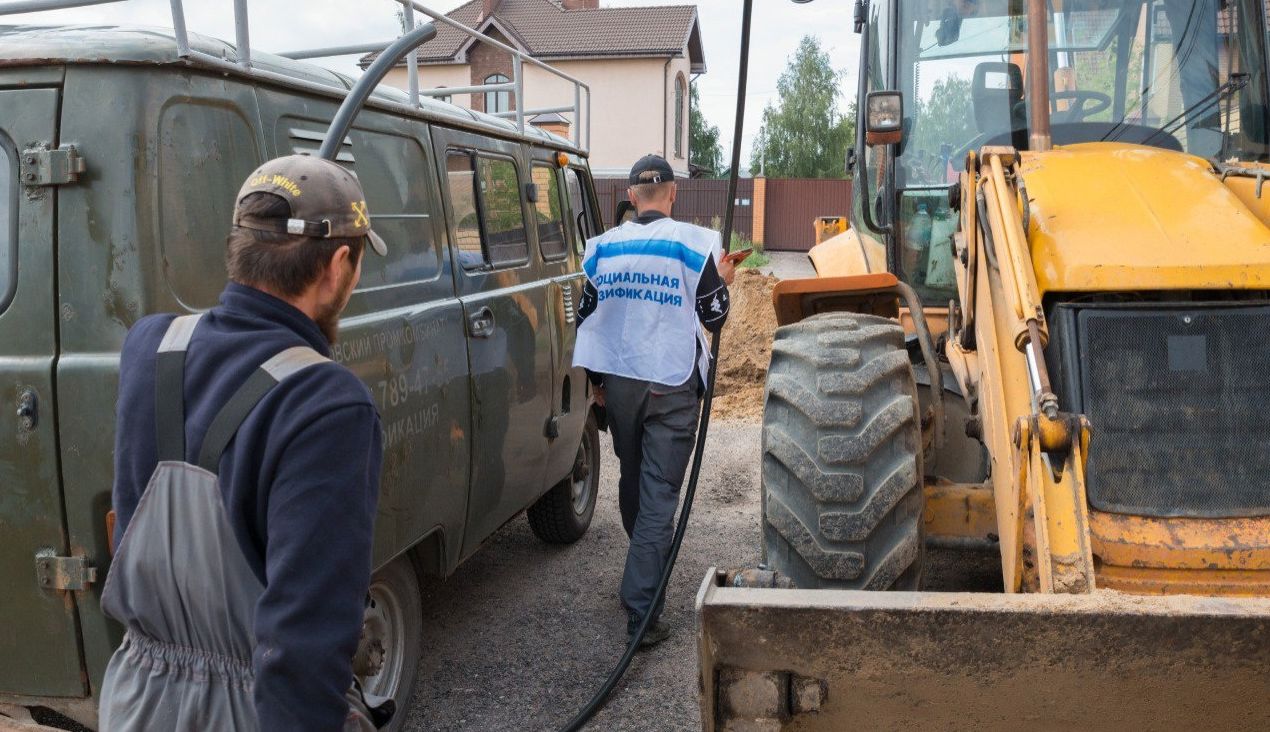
[357,555,424,731]
[529,414,600,544]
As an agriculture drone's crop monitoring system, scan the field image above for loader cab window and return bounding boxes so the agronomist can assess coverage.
[894,0,1269,174]
[881,0,1270,302]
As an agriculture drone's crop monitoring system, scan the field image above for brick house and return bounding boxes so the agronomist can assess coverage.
[370,0,706,178]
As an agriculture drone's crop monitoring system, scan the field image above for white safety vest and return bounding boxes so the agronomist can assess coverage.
[574,217,723,386]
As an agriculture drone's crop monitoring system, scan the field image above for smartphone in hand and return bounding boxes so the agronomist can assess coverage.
[723,248,753,265]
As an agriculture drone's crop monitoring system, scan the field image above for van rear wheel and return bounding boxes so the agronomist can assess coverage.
[761,312,924,590]
[528,414,600,544]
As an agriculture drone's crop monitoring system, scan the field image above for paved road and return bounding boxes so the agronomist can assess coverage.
[759,250,815,280]
[403,420,764,732]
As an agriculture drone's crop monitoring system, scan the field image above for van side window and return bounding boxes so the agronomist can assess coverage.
[531,164,567,261]
[0,139,13,315]
[564,167,590,255]
[476,156,528,267]
[446,152,485,269]
[350,129,439,288]
[445,152,529,270]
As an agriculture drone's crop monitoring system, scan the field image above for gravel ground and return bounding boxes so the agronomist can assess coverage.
[758,250,815,280]
[402,420,764,732]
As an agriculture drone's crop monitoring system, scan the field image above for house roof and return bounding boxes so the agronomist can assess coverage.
[363,0,705,72]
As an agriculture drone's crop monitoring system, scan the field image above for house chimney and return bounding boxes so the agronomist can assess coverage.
[561,0,599,9]
[480,0,503,21]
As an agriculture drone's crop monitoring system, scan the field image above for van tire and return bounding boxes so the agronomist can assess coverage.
[360,555,424,731]
[529,414,600,544]
[761,312,924,590]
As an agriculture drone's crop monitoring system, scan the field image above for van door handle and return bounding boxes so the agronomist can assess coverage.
[468,307,495,338]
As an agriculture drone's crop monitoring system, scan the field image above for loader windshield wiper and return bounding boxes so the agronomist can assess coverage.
[1123,73,1249,149]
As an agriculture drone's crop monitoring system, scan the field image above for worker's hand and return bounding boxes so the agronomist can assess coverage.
[718,255,737,286]
[594,384,606,407]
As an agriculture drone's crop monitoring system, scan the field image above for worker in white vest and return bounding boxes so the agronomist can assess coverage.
[574,154,736,648]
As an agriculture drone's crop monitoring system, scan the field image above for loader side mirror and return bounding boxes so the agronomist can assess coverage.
[866,91,903,147]
[613,199,636,229]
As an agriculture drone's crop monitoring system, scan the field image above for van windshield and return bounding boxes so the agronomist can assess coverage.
[897,0,1270,186]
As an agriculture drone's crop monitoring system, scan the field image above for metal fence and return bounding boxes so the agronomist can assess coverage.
[592,178,754,241]
[592,177,850,251]
[763,178,853,252]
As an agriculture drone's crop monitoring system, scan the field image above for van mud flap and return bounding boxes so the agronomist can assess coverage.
[696,568,1270,731]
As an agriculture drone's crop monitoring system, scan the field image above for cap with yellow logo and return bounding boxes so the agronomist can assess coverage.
[232,154,388,256]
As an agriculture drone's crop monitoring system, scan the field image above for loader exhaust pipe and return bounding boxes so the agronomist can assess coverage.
[1027,0,1052,151]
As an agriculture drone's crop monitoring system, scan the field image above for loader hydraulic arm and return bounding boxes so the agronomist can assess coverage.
[961,146,1096,594]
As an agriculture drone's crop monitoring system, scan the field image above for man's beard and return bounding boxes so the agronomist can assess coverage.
[315,266,356,344]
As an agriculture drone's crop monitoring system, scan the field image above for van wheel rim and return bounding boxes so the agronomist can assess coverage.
[362,579,407,699]
[571,437,593,515]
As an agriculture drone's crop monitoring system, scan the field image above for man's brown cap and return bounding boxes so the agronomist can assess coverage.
[232,154,387,256]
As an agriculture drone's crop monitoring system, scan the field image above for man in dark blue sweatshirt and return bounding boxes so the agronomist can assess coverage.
[100,155,388,731]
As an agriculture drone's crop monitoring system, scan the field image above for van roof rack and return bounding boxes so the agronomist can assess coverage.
[0,0,591,152]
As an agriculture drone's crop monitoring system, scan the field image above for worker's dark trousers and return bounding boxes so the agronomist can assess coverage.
[603,373,700,623]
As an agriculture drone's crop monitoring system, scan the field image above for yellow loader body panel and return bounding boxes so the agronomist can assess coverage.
[1024,143,1270,295]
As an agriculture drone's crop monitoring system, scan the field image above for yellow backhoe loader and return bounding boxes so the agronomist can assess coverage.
[699,1,1270,728]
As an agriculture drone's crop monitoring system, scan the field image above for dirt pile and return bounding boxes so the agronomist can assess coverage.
[712,268,779,421]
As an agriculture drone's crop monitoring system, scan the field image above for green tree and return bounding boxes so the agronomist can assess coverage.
[689,81,724,176]
[750,36,853,178]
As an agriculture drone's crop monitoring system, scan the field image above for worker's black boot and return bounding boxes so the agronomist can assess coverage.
[628,611,671,649]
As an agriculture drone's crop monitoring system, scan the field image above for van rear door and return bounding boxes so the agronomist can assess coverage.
[0,87,87,696]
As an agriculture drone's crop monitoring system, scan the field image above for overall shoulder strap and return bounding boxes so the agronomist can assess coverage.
[196,346,331,473]
[154,313,205,462]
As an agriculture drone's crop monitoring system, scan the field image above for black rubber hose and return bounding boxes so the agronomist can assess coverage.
[319,22,437,160]
[556,1,753,729]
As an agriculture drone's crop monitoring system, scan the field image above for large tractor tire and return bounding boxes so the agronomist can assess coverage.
[761,312,924,590]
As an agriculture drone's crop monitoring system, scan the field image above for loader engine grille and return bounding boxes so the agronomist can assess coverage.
[1076,305,1270,518]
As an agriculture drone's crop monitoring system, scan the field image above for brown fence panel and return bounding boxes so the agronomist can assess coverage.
[763,178,853,252]
[592,178,753,241]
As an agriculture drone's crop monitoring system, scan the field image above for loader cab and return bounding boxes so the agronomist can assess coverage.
[852,0,1270,303]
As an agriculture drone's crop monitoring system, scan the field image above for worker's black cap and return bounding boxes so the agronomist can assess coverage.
[628,154,675,185]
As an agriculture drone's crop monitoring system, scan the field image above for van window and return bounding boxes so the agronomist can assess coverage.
[349,129,439,288]
[0,139,13,314]
[564,167,595,255]
[477,156,528,266]
[446,152,485,269]
[445,151,529,269]
[531,164,567,261]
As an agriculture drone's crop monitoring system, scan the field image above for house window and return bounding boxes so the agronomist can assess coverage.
[436,86,451,104]
[674,74,686,158]
[484,73,511,114]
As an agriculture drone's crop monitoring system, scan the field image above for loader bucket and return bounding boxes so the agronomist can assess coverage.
[697,568,1270,731]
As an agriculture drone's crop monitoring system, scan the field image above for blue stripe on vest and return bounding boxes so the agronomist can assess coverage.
[584,238,706,278]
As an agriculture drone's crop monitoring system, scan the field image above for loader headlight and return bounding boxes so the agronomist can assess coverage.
[865,91,903,146]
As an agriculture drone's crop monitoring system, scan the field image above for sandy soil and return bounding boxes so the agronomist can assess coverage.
[402,421,765,732]
[712,269,779,421]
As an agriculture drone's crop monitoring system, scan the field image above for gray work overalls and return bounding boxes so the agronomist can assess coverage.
[98,314,376,731]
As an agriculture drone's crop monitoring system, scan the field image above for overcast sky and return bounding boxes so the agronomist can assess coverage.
[5,0,861,162]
